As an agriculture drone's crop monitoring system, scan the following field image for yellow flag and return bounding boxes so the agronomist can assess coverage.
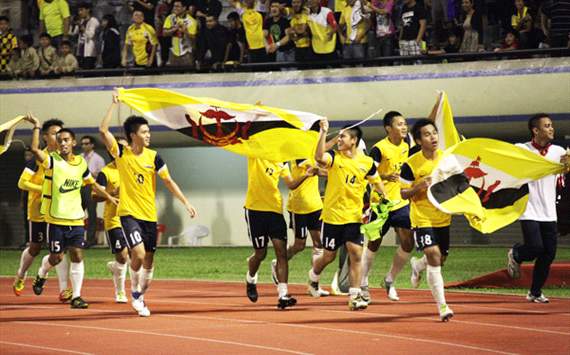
[0,116,26,155]
[434,91,462,149]
[117,88,322,162]
[428,138,565,233]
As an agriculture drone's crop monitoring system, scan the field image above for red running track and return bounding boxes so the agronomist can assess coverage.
[1,277,569,355]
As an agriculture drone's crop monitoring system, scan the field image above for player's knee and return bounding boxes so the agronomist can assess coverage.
[367,240,381,252]
[28,245,41,257]
[49,253,63,266]
[116,253,128,264]
[322,250,336,264]
[400,238,414,253]
[254,248,267,260]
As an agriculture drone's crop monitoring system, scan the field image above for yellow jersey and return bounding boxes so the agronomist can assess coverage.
[96,162,121,230]
[110,140,170,222]
[41,153,94,226]
[126,22,158,66]
[340,5,368,44]
[18,151,49,222]
[321,151,380,224]
[308,6,337,54]
[287,159,323,214]
[242,8,265,50]
[245,158,290,213]
[400,149,451,228]
[39,0,70,37]
[369,137,409,210]
[163,13,198,56]
[290,12,311,48]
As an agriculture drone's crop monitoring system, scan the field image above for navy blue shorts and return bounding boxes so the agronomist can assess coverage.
[376,204,412,238]
[106,227,127,254]
[120,216,157,252]
[29,221,47,244]
[244,208,287,249]
[46,224,86,253]
[321,222,363,251]
[289,210,322,239]
[414,226,450,256]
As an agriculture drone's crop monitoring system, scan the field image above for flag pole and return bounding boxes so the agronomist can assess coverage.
[327,108,383,136]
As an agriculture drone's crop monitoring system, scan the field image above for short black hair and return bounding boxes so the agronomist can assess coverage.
[173,0,187,6]
[270,0,282,6]
[81,135,96,145]
[78,2,92,10]
[123,115,149,143]
[411,119,437,141]
[42,119,64,133]
[528,113,550,138]
[227,11,240,21]
[60,40,72,47]
[342,124,363,146]
[39,32,51,40]
[102,14,118,29]
[383,111,403,127]
[0,16,9,23]
[20,34,34,47]
[57,128,76,139]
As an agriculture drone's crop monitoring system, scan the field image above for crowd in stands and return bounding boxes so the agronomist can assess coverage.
[0,0,568,78]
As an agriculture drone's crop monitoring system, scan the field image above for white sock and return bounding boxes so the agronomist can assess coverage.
[38,255,53,278]
[246,271,258,284]
[349,287,361,298]
[416,255,428,272]
[427,265,446,307]
[309,268,320,282]
[70,261,84,299]
[55,255,69,292]
[130,266,141,294]
[360,248,376,288]
[139,267,154,295]
[277,283,288,298]
[386,247,411,283]
[312,247,323,267]
[115,262,127,294]
[17,248,35,279]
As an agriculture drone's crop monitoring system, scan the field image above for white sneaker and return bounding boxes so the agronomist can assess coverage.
[384,278,400,301]
[132,296,151,317]
[439,304,454,322]
[270,259,278,285]
[115,290,128,303]
[526,292,549,303]
[360,286,371,305]
[507,249,521,279]
[318,288,330,297]
[349,294,368,311]
[410,257,422,288]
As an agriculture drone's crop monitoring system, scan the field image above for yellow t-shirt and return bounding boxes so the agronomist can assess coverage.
[340,5,368,44]
[245,158,290,213]
[400,149,451,228]
[163,14,198,56]
[126,23,158,66]
[96,162,121,231]
[19,152,48,222]
[369,137,409,210]
[287,159,323,214]
[242,8,265,50]
[290,12,311,48]
[41,153,94,226]
[110,140,170,222]
[321,151,380,224]
[39,0,70,37]
[308,6,337,54]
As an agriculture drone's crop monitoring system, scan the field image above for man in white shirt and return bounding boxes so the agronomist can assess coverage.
[74,2,100,69]
[81,135,106,246]
[507,113,569,303]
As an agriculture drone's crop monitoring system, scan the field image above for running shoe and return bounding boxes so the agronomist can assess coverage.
[307,279,320,298]
[13,278,25,296]
[507,248,521,279]
[526,292,549,304]
[59,288,73,303]
[384,278,400,301]
[115,291,128,303]
[132,295,150,317]
[277,295,297,310]
[70,297,89,309]
[348,294,368,311]
[439,304,454,322]
[32,275,47,296]
[246,281,258,303]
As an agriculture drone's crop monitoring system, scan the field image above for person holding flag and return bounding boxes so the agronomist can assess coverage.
[507,113,569,303]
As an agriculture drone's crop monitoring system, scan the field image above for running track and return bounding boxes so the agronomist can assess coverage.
[1,278,569,354]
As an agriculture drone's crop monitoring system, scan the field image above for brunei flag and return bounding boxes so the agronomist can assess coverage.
[432,91,462,149]
[428,138,566,233]
[117,88,322,162]
[0,116,25,155]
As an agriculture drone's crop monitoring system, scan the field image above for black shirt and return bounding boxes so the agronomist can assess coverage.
[263,16,294,51]
[131,0,158,27]
[227,26,246,61]
[400,2,426,41]
[200,24,229,63]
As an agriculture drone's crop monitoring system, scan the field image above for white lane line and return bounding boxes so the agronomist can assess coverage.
[0,340,94,355]
[14,321,312,355]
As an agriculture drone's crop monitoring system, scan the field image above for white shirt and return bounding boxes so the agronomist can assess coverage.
[517,141,566,222]
[74,16,100,57]
[82,150,106,178]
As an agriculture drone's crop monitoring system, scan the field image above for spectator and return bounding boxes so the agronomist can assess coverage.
[155,0,173,66]
[232,0,267,63]
[38,33,57,75]
[128,0,157,27]
[52,40,79,74]
[431,0,449,45]
[163,0,198,67]
[0,16,18,74]
[428,28,461,53]
[458,0,482,52]
[80,135,106,247]
[541,0,570,48]
[512,0,532,48]
[307,0,338,61]
[196,0,223,22]
[398,0,427,56]
[197,15,229,68]
[225,11,246,63]
[100,14,121,68]
[494,30,519,51]
[286,0,312,62]
[7,35,39,78]
[264,0,295,62]
[122,10,158,67]
[339,0,370,59]
[366,0,396,57]
[39,0,71,48]
[72,2,100,69]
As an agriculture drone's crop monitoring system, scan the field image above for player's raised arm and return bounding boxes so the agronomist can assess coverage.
[315,118,332,167]
[99,92,119,156]
[26,114,47,163]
